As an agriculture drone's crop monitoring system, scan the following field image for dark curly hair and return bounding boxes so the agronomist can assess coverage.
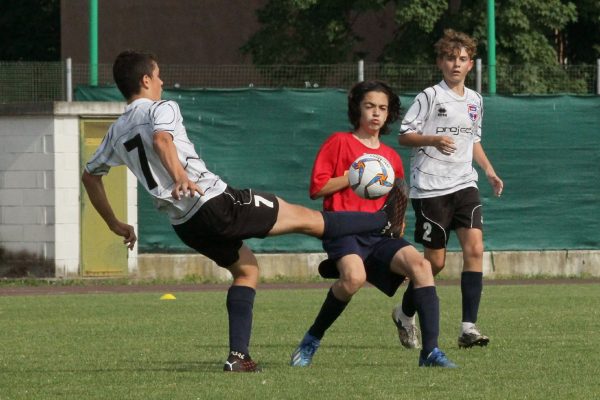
[347,80,400,135]
[113,50,158,100]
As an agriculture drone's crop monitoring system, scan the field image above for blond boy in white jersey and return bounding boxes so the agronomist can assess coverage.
[82,51,402,373]
[392,30,503,350]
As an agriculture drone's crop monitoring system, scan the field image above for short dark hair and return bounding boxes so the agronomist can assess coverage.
[347,80,400,135]
[112,50,158,99]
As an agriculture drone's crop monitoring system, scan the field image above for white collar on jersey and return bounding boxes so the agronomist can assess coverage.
[439,80,468,100]
[126,97,155,111]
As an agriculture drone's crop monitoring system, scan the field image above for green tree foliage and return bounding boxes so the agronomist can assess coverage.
[0,0,60,61]
[241,0,389,64]
[245,0,595,93]
[244,0,594,65]
[494,0,577,64]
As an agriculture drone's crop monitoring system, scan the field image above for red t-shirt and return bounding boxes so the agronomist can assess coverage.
[310,132,404,212]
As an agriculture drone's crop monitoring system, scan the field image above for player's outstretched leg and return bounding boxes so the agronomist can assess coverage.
[268,198,394,238]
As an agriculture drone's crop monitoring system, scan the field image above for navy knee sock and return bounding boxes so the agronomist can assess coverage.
[461,271,483,323]
[307,288,349,340]
[226,285,256,355]
[413,286,440,358]
[401,281,416,317]
[321,211,386,239]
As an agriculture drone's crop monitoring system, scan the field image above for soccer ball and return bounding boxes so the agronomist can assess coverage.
[348,154,395,199]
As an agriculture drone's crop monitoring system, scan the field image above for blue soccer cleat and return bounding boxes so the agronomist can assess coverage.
[419,347,458,368]
[290,333,320,367]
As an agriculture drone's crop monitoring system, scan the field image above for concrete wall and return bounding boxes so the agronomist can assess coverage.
[0,102,137,277]
[136,250,600,282]
[0,112,55,262]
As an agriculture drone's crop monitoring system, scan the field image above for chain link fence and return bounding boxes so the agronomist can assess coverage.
[1,61,598,103]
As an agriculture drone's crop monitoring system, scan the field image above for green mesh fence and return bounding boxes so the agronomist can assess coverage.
[1,62,598,104]
[0,62,65,102]
[76,86,600,253]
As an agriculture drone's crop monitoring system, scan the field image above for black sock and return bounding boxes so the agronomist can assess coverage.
[413,286,440,358]
[307,288,349,340]
[226,285,256,355]
[401,281,416,317]
[461,271,483,323]
[321,211,386,239]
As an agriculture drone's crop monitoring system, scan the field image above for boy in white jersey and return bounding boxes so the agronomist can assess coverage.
[392,30,503,349]
[82,50,402,373]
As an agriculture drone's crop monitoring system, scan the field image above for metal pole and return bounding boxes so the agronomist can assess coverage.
[358,59,364,82]
[66,58,73,102]
[597,59,600,95]
[476,58,482,93]
[487,0,496,94]
[89,0,98,86]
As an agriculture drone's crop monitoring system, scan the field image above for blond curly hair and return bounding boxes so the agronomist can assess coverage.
[434,29,477,60]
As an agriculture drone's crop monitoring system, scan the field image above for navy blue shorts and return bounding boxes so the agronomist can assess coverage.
[322,233,412,296]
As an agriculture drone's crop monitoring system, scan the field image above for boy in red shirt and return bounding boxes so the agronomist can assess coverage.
[290,81,456,368]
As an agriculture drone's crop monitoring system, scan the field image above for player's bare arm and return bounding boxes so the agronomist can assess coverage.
[473,142,503,196]
[81,171,137,250]
[311,173,350,199]
[399,131,456,155]
[153,131,204,200]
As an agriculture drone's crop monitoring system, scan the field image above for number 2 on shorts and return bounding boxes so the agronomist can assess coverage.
[422,222,432,242]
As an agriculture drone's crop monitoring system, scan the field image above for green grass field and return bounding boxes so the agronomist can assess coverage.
[0,283,598,399]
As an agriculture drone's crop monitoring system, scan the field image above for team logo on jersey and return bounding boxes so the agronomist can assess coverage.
[467,103,479,122]
[437,107,447,117]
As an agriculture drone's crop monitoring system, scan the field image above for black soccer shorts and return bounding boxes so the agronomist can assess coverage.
[411,186,483,249]
[172,186,279,267]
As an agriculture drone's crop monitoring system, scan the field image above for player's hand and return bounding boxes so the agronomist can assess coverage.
[487,174,504,197]
[435,136,456,155]
[110,221,137,250]
[172,179,204,200]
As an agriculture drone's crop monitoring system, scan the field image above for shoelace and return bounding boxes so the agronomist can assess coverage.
[303,340,319,356]
[463,327,482,336]
[407,325,418,336]
[431,350,449,363]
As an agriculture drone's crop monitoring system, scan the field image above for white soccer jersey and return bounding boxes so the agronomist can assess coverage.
[400,80,483,198]
[85,98,227,224]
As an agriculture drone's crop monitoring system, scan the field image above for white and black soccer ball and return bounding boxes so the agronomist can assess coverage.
[348,154,395,199]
